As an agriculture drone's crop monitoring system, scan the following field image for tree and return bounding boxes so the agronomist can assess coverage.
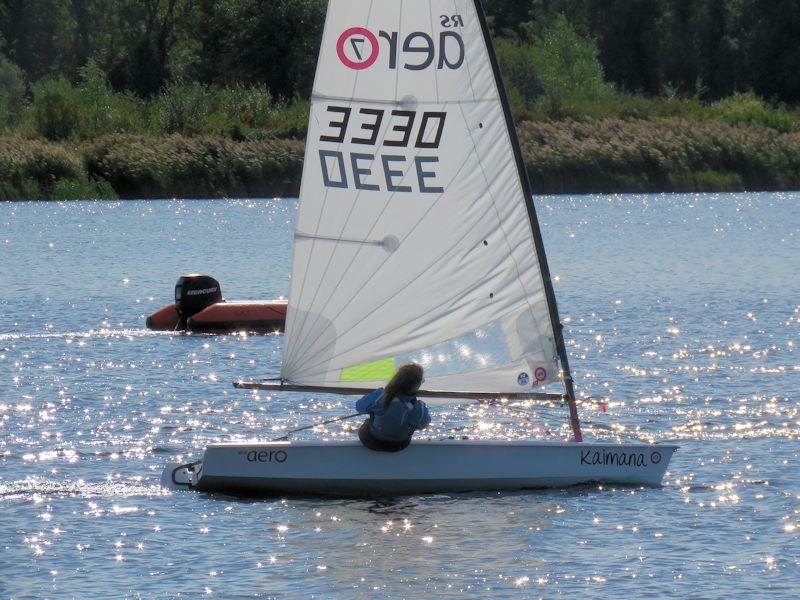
[197,0,325,99]
[0,0,74,81]
[587,0,662,95]
[532,15,615,116]
[745,0,800,103]
[0,53,25,127]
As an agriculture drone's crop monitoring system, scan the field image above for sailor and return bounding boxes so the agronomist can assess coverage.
[355,363,430,452]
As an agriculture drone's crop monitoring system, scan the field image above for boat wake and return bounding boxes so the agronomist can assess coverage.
[0,328,179,342]
[0,478,168,501]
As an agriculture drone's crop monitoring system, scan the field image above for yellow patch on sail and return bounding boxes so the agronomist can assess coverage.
[339,358,397,382]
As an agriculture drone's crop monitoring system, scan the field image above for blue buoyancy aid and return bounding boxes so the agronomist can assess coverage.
[355,388,431,442]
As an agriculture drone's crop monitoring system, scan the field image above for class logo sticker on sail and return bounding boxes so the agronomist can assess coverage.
[336,15,465,71]
[337,27,379,70]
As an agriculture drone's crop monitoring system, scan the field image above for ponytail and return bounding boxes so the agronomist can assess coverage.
[381,363,423,406]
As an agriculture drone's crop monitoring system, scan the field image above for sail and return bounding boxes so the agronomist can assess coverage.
[281,0,563,394]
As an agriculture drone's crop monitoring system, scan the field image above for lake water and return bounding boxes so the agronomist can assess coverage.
[1,193,798,598]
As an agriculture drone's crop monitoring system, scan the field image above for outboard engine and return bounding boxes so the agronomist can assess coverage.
[174,275,223,327]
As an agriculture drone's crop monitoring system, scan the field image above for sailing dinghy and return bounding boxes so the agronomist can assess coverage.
[162,0,676,495]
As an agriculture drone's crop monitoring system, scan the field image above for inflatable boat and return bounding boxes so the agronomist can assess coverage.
[146,275,287,334]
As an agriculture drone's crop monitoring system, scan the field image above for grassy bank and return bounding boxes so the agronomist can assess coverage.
[2,118,800,200]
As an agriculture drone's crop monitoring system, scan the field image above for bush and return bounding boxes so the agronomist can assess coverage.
[30,77,82,140]
[51,175,117,200]
[216,84,275,128]
[151,81,212,134]
[149,82,286,138]
[262,99,310,139]
[77,60,143,137]
[712,92,799,132]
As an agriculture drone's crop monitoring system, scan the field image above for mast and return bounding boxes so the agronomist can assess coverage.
[472,0,583,442]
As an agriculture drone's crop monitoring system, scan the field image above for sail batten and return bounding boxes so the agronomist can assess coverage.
[281,0,566,398]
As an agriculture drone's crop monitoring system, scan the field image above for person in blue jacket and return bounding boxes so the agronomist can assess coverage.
[355,363,430,452]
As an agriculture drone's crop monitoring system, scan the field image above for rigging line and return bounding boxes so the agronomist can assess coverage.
[428,0,440,103]
[271,412,362,441]
[285,0,378,366]
[394,0,403,102]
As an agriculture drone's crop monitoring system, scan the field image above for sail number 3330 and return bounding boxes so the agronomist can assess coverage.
[318,105,446,194]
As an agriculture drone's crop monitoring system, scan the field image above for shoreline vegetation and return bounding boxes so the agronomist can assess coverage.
[4,117,800,200]
[3,3,800,199]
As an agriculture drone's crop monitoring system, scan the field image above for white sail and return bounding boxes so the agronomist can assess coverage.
[281,0,561,394]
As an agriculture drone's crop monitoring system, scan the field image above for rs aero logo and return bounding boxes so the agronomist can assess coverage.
[337,14,465,71]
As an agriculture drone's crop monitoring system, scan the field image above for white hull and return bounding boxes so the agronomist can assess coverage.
[161,440,677,496]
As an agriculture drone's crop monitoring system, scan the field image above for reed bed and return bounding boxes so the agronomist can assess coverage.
[83,134,304,198]
[1,119,799,199]
[518,118,800,193]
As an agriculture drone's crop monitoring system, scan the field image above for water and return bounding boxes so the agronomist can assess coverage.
[1,194,798,597]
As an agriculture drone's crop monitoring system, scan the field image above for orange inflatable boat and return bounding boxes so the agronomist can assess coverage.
[146,275,287,334]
